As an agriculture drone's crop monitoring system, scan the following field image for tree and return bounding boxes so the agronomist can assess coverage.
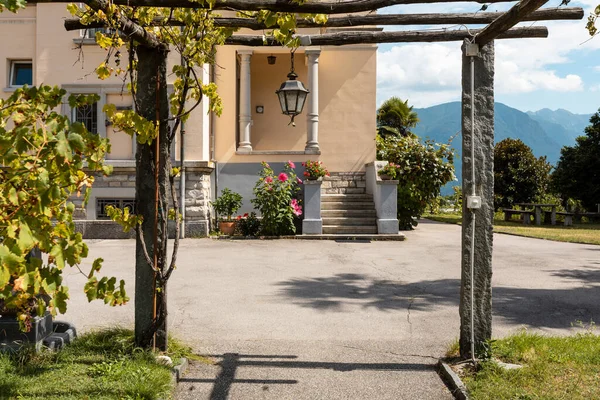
[493,138,552,210]
[552,110,600,211]
[376,97,419,138]
[586,5,600,36]
[376,134,455,229]
[2,0,321,350]
[0,86,127,330]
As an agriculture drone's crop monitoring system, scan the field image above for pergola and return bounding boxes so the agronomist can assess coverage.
[32,0,584,359]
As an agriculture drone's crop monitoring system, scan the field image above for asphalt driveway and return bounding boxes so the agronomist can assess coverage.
[62,219,600,399]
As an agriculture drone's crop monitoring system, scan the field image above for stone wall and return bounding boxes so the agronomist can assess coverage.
[73,162,213,238]
[321,172,366,194]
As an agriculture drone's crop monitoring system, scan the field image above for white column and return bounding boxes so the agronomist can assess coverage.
[305,49,321,152]
[237,50,253,152]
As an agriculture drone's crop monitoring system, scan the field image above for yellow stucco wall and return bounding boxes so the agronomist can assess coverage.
[1,4,205,161]
[1,6,376,171]
[213,46,377,172]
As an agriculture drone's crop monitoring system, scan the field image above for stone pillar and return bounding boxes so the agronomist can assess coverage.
[459,40,495,360]
[376,180,399,234]
[237,50,253,152]
[302,180,323,234]
[305,49,320,153]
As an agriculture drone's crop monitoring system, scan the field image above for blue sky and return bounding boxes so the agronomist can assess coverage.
[376,0,600,114]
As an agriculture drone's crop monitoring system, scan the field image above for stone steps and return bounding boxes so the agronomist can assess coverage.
[319,192,378,234]
[321,194,372,202]
[321,201,375,210]
[322,225,378,234]
[322,217,377,226]
[321,209,377,218]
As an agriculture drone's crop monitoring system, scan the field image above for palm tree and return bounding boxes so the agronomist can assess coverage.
[376,97,419,138]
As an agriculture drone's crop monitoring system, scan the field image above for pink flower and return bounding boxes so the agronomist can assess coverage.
[265,176,273,184]
[288,160,296,169]
[291,199,302,216]
[278,173,288,182]
[297,177,303,184]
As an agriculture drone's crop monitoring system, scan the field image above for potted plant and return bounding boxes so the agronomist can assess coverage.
[211,188,243,235]
[378,163,399,180]
[302,160,330,180]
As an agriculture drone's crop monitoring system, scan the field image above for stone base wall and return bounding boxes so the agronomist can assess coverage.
[321,172,366,194]
[73,162,213,238]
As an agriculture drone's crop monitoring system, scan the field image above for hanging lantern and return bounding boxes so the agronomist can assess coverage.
[276,51,309,126]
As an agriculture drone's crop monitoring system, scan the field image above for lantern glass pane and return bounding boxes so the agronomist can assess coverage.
[277,91,287,114]
[285,91,298,114]
[296,92,307,113]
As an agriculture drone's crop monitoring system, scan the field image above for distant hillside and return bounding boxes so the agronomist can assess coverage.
[412,102,592,195]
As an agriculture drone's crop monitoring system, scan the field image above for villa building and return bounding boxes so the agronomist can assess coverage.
[1,4,389,237]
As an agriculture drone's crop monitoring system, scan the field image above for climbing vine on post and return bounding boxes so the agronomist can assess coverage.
[0,86,128,330]
[31,0,322,351]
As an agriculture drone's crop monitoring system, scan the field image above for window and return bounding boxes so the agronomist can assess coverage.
[9,61,32,87]
[74,101,98,134]
[96,198,135,219]
[81,27,110,39]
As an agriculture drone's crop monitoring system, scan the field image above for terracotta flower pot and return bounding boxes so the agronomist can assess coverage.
[219,221,236,235]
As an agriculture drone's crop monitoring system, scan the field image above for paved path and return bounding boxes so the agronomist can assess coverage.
[62,220,600,399]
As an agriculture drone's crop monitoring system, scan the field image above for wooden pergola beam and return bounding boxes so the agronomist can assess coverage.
[63,7,583,31]
[225,26,548,46]
[475,0,549,45]
[29,0,512,14]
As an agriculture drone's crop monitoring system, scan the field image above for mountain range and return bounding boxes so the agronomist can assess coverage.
[411,102,593,195]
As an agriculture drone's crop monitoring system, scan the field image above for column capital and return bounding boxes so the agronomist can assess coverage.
[237,49,253,62]
[305,48,321,59]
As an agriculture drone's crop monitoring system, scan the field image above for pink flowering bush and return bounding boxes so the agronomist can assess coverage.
[251,161,302,236]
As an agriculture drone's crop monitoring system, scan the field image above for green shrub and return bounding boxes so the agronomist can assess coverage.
[376,134,455,229]
[211,188,243,221]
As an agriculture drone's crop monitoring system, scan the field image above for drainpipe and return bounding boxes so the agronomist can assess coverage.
[210,63,218,229]
[179,55,186,239]
[465,42,481,365]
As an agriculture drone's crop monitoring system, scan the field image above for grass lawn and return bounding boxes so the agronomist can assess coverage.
[451,331,600,400]
[424,212,600,245]
[0,328,182,400]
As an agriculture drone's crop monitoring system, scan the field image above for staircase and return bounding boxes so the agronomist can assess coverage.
[321,193,378,234]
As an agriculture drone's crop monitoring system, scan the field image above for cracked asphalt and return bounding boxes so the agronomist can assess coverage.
[62,219,600,399]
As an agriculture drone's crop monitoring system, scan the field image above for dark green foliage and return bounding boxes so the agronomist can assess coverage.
[236,212,261,236]
[376,134,455,229]
[376,97,419,138]
[552,110,600,212]
[494,138,552,210]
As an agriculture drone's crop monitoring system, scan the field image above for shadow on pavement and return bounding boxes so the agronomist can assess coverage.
[186,353,434,400]
[275,273,600,329]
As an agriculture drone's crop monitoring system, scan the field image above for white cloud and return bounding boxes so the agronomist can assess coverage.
[376,2,598,108]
